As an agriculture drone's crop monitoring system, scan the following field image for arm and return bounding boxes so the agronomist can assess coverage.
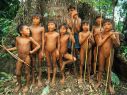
[30,37,40,54]
[79,32,90,45]
[66,18,73,28]
[89,33,95,45]
[41,27,45,54]
[75,17,81,31]
[112,32,120,47]
[97,33,113,47]
[7,47,17,51]
[57,34,60,51]
[7,37,17,51]
[73,10,81,31]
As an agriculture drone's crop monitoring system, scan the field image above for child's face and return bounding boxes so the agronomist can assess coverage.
[48,22,56,32]
[96,17,103,25]
[69,8,75,15]
[60,26,67,34]
[103,22,112,32]
[32,16,40,25]
[21,26,30,36]
[82,23,89,31]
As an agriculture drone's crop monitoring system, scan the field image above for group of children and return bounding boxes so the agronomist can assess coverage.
[7,5,120,94]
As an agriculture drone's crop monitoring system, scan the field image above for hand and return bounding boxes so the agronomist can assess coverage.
[111,34,116,40]
[88,36,92,42]
[56,49,59,60]
[72,10,78,18]
[39,51,44,59]
[67,28,71,34]
[30,51,33,54]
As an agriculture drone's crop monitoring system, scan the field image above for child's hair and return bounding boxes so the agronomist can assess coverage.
[17,24,25,35]
[95,15,104,20]
[47,20,57,31]
[59,23,68,30]
[94,15,104,25]
[67,5,76,12]
[80,20,89,31]
[32,13,42,19]
[103,19,113,26]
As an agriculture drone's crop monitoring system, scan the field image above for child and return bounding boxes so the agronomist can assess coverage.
[30,13,45,87]
[96,19,120,94]
[59,24,76,84]
[45,20,60,86]
[7,24,40,92]
[92,15,104,75]
[78,21,94,83]
[66,5,81,55]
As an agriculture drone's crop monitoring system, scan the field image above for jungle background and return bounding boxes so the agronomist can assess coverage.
[0,0,127,95]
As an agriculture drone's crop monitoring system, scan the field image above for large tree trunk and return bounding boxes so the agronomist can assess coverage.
[14,0,77,26]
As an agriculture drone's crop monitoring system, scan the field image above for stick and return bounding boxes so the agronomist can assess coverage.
[94,9,102,75]
[104,49,112,95]
[71,42,77,76]
[71,18,77,77]
[0,45,30,67]
[84,39,88,82]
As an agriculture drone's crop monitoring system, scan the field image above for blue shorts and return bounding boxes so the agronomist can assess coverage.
[68,33,80,49]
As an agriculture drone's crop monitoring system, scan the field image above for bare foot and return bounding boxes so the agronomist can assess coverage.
[109,86,115,95]
[95,82,101,89]
[60,78,65,85]
[78,78,83,84]
[88,79,93,84]
[38,80,43,87]
[51,79,55,87]
[14,85,22,92]
[22,86,29,93]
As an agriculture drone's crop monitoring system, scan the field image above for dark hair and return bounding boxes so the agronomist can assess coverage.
[80,20,89,31]
[67,5,76,12]
[103,19,113,26]
[47,20,57,31]
[32,13,42,19]
[17,24,25,35]
[81,20,89,25]
[59,23,68,30]
[95,15,104,20]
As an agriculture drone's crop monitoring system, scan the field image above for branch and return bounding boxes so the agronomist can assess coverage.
[0,45,30,67]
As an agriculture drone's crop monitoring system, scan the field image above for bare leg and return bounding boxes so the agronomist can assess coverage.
[37,51,43,87]
[87,50,92,83]
[105,57,115,94]
[15,60,22,92]
[79,48,85,83]
[96,52,105,88]
[45,50,51,82]
[61,53,76,71]
[22,56,30,93]
[93,47,97,76]
[51,51,57,86]
[59,53,65,84]
[32,55,36,85]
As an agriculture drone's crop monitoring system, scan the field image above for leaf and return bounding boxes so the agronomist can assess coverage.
[41,85,50,95]
[111,72,120,85]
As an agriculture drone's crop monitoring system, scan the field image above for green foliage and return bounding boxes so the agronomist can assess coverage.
[0,0,20,19]
[79,0,113,17]
[111,72,120,85]
[120,45,127,58]
[0,72,12,82]
[0,18,19,45]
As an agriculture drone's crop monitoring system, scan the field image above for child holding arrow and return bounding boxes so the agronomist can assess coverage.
[78,21,94,83]
[96,19,120,94]
[7,24,40,93]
